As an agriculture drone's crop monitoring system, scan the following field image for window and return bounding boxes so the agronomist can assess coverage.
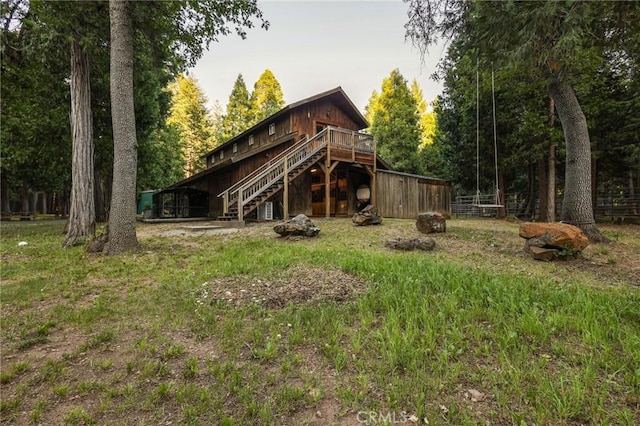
[248,135,254,146]
[210,155,215,165]
[268,123,275,136]
[220,150,224,160]
[233,143,238,154]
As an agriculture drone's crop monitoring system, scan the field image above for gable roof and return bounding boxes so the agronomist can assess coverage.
[203,87,368,158]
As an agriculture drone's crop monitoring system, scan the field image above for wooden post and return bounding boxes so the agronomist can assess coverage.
[238,189,243,222]
[372,136,377,205]
[283,157,289,220]
[223,192,228,214]
[352,131,355,162]
[364,165,376,207]
[371,170,376,206]
[325,141,331,218]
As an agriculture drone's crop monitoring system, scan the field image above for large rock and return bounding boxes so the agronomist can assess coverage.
[273,214,320,237]
[385,237,436,252]
[524,242,560,262]
[519,222,589,252]
[352,205,382,226]
[416,212,446,234]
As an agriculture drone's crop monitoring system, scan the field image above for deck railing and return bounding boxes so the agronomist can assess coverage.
[218,126,375,219]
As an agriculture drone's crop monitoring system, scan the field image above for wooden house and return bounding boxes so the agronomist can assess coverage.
[155,87,450,221]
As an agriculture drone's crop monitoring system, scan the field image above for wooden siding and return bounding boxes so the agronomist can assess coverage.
[375,170,451,219]
[290,99,363,138]
[207,115,292,167]
[288,172,313,217]
[172,91,375,220]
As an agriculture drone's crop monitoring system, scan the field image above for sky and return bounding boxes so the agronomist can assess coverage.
[189,0,447,115]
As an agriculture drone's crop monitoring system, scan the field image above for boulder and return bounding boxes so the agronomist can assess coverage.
[524,241,560,261]
[519,222,589,253]
[273,214,320,237]
[385,237,436,252]
[416,212,446,234]
[352,205,382,226]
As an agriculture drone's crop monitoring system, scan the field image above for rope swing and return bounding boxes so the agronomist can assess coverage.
[472,61,503,208]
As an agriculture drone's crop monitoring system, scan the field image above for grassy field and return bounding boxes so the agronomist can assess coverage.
[1,218,639,425]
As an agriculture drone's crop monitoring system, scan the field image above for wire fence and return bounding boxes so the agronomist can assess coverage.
[453,190,640,221]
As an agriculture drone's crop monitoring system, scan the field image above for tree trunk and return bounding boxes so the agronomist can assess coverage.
[20,180,29,217]
[94,169,108,222]
[546,97,556,222]
[523,161,536,219]
[64,37,96,248]
[106,0,139,254]
[548,79,608,243]
[1,172,10,214]
[546,144,556,222]
[537,156,548,221]
[630,170,638,216]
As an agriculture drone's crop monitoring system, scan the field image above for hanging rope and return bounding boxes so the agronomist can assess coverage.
[491,63,501,207]
[472,61,503,208]
[474,58,481,206]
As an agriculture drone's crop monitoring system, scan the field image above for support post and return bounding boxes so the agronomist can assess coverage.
[238,189,243,222]
[364,165,377,206]
[325,155,331,218]
[223,192,228,214]
[372,136,377,205]
[352,131,356,162]
[283,158,289,220]
[371,171,376,206]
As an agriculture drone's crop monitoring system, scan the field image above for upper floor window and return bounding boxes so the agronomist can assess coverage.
[220,150,224,160]
[233,143,238,154]
[248,135,254,146]
[268,123,275,136]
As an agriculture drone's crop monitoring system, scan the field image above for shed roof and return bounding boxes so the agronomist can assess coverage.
[202,87,368,159]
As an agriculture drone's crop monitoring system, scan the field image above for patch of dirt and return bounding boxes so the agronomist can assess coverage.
[202,266,369,309]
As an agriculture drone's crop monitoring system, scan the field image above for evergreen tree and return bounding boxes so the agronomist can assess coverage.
[137,124,185,191]
[250,69,285,123]
[367,69,423,174]
[410,80,436,148]
[405,0,639,242]
[167,73,214,176]
[107,0,140,254]
[222,74,252,139]
[208,100,226,148]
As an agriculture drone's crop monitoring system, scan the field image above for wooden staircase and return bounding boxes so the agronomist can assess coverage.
[217,150,325,221]
[217,130,330,221]
[217,126,375,221]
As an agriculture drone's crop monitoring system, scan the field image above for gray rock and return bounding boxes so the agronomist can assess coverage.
[352,205,382,226]
[416,212,446,234]
[525,244,560,261]
[385,237,436,252]
[273,214,320,237]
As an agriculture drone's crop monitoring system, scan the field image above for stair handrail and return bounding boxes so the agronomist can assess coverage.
[218,128,330,213]
[217,133,307,200]
[236,129,329,209]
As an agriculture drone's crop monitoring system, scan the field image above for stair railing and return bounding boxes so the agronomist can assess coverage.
[218,128,330,219]
[218,134,306,214]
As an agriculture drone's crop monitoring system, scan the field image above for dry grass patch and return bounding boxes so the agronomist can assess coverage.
[203,266,369,309]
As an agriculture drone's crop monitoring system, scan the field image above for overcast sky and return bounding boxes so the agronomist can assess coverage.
[190,0,447,114]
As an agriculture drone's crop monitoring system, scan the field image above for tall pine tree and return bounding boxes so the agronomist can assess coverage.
[222,74,252,140]
[367,69,423,174]
[250,69,285,123]
[167,73,214,176]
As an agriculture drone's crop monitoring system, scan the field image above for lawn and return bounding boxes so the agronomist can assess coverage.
[1,218,639,425]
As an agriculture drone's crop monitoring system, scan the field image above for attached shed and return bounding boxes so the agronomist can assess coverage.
[375,170,451,218]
